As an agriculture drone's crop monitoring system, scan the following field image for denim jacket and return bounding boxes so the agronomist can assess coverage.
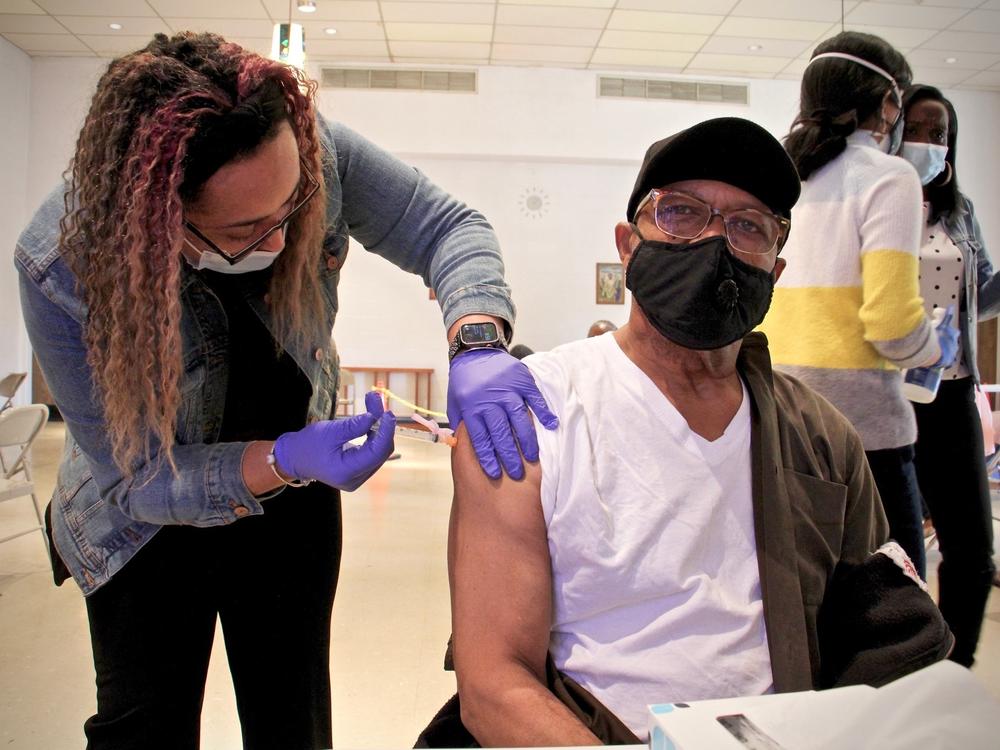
[940,194,1000,384]
[16,116,514,595]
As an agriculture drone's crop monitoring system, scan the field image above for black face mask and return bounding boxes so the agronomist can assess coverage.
[625,232,776,350]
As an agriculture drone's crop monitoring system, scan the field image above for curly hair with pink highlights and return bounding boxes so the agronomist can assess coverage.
[60,32,328,476]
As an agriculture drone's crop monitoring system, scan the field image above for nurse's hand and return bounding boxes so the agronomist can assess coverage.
[447,348,558,480]
[273,391,396,491]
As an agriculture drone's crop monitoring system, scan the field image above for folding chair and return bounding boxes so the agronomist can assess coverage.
[337,368,357,417]
[0,404,50,555]
[0,372,27,412]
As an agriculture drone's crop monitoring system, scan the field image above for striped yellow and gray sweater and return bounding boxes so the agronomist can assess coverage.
[759,131,939,451]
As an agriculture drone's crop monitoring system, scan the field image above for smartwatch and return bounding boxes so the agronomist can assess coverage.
[448,321,509,361]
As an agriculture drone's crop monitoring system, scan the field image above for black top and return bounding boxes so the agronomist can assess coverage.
[201,268,313,443]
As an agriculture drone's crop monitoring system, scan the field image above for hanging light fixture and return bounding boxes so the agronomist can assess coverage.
[297,0,317,12]
[271,0,307,68]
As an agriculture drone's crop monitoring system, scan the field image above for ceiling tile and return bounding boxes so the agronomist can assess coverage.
[589,47,693,68]
[954,69,1000,87]
[778,58,809,77]
[79,34,161,54]
[844,2,967,29]
[388,40,490,57]
[905,48,1000,71]
[948,10,1000,34]
[731,0,859,23]
[56,16,171,36]
[701,34,812,58]
[493,25,601,46]
[34,0,156,15]
[0,1,45,13]
[837,23,937,49]
[394,56,488,64]
[0,13,61,32]
[297,20,385,40]
[380,2,495,23]
[491,43,592,64]
[165,18,275,38]
[862,0,981,8]
[910,65,979,86]
[149,0,268,18]
[688,51,792,73]
[303,38,389,56]
[715,16,833,41]
[500,0,615,7]
[2,30,88,51]
[618,0,737,12]
[496,4,610,28]
[385,22,491,42]
[261,0,380,23]
[980,0,1000,9]
[607,10,723,34]
[920,30,1000,54]
[599,29,705,52]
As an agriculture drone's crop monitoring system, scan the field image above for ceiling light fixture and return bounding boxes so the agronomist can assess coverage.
[324,27,337,35]
[272,0,307,68]
[109,23,122,30]
[748,44,762,51]
[297,0,317,12]
[945,57,957,64]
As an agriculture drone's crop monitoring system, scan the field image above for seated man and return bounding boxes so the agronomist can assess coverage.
[439,118,952,746]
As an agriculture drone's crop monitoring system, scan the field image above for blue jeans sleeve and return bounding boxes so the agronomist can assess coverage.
[322,117,516,332]
[16,263,263,527]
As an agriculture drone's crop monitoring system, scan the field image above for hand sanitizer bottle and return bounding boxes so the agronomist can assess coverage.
[902,306,954,404]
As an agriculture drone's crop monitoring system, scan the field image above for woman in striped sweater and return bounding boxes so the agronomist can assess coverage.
[758,32,958,579]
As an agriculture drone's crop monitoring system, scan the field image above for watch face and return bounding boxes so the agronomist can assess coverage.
[460,322,499,346]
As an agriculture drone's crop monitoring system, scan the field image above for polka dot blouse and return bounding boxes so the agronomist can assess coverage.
[918,217,967,380]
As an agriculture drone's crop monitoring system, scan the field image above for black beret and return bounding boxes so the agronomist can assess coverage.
[626,117,801,221]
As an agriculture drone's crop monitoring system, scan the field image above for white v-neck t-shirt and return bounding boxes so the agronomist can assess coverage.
[525,333,773,738]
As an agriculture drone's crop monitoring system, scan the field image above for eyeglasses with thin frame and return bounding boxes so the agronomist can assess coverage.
[634,189,790,256]
[183,161,321,266]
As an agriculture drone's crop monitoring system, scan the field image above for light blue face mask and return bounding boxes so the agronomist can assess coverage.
[900,142,949,185]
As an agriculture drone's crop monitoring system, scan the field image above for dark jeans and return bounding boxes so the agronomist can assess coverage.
[82,485,342,750]
[913,377,996,667]
[865,443,926,580]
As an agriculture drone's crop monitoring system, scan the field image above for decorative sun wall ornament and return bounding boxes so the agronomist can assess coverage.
[518,187,550,219]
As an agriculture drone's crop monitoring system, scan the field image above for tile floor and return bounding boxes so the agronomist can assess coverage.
[1,422,998,748]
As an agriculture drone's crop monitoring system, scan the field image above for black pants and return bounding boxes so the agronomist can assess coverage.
[913,377,996,667]
[82,485,342,750]
[865,443,926,580]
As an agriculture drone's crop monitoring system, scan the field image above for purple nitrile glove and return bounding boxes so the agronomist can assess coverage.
[447,347,559,481]
[273,391,396,491]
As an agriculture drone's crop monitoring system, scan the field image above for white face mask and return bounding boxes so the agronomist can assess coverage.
[184,239,281,274]
[900,142,949,185]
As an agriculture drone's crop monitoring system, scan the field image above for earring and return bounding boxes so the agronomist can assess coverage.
[932,162,953,187]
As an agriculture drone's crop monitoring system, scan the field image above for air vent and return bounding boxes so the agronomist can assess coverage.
[599,76,747,105]
[321,67,476,93]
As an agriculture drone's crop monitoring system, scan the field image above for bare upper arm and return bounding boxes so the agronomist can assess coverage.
[448,422,553,685]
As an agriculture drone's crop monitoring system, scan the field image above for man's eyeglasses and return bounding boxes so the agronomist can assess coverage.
[183,162,321,266]
[634,189,789,256]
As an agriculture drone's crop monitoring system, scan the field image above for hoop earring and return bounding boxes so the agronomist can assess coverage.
[932,161,953,187]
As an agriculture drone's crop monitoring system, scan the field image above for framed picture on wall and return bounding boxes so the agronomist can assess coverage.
[596,262,624,305]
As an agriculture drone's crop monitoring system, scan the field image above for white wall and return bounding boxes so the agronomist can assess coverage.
[0,37,32,405]
[8,59,1000,414]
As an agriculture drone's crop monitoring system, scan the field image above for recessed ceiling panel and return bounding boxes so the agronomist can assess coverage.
[949,10,1000,34]
[700,35,811,58]
[715,17,833,41]
[689,51,792,73]
[618,0,737,13]
[2,30,88,50]
[590,47,693,68]
[731,0,858,23]
[493,25,601,46]
[380,2,495,24]
[0,13,61,32]
[165,18,276,38]
[261,0,381,22]
[34,0,156,16]
[599,30,705,52]
[607,10,723,34]
[56,16,171,36]
[297,20,385,40]
[496,4,611,29]
[385,22,491,42]
[389,40,490,58]
[916,30,1000,54]
[491,43,592,64]
[149,0,268,18]
[845,2,967,30]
